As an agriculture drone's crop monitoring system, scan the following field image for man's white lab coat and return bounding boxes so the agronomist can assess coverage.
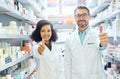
[64,27,106,79]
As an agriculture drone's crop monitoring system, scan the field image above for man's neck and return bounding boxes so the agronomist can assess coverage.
[78,26,88,32]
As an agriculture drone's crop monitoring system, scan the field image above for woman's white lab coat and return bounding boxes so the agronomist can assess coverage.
[64,27,106,79]
[32,42,64,79]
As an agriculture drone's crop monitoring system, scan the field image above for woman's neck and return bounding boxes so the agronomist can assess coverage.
[45,41,50,45]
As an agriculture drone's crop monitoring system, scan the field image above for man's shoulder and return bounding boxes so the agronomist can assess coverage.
[65,30,77,43]
[90,27,99,35]
[66,30,76,38]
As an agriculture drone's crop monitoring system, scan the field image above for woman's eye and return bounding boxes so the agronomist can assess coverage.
[41,30,51,32]
[41,30,45,32]
[48,30,51,32]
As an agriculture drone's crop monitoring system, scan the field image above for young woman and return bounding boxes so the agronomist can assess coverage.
[30,20,64,79]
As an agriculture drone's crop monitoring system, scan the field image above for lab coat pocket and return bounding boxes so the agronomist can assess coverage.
[87,43,96,48]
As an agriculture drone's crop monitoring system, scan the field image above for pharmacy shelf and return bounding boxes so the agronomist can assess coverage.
[91,9,120,27]
[0,54,33,72]
[17,0,41,17]
[0,34,30,40]
[91,0,111,16]
[53,24,76,29]
[113,56,120,62]
[25,65,36,79]
[0,3,36,25]
[107,54,114,59]
[106,54,120,62]
[104,9,120,21]
[105,71,115,79]
[0,34,31,46]
[103,52,113,62]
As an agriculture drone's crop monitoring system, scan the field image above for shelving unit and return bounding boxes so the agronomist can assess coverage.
[0,34,30,40]
[0,2,36,25]
[91,1,120,79]
[91,0,111,16]
[105,45,120,62]
[0,54,32,72]
[90,9,120,27]
[17,0,41,18]
[105,53,120,62]
[53,24,76,29]
[0,34,31,46]
[113,56,120,62]
[25,63,36,79]
[104,9,120,21]
[0,0,39,78]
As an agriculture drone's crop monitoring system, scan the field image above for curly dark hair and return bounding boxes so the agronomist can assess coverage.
[30,20,58,43]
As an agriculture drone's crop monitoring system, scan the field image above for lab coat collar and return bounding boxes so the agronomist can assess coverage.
[76,27,97,45]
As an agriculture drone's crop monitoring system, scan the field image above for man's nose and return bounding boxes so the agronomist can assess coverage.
[79,16,84,20]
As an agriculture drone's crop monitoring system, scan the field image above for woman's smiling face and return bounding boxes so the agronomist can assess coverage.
[40,24,52,42]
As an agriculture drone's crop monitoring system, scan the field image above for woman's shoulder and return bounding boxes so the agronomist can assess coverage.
[51,42,61,50]
[51,42,58,47]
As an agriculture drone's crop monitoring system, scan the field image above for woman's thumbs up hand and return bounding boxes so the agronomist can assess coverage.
[38,39,45,55]
[99,25,109,47]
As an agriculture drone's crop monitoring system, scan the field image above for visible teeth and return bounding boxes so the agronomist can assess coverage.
[44,36,49,38]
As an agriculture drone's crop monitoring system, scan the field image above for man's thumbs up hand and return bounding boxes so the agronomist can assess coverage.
[99,25,109,47]
[100,25,103,33]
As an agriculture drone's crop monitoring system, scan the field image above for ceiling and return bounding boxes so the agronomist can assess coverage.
[47,0,86,6]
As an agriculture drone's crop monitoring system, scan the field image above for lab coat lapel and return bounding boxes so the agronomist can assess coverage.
[39,42,51,55]
[83,28,95,45]
[75,30,82,45]
[39,41,51,54]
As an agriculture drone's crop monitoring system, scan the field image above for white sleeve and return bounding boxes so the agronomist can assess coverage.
[32,45,45,70]
[32,45,40,70]
[64,39,72,79]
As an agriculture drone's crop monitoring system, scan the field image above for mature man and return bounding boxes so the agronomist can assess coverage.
[64,6,109,79]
